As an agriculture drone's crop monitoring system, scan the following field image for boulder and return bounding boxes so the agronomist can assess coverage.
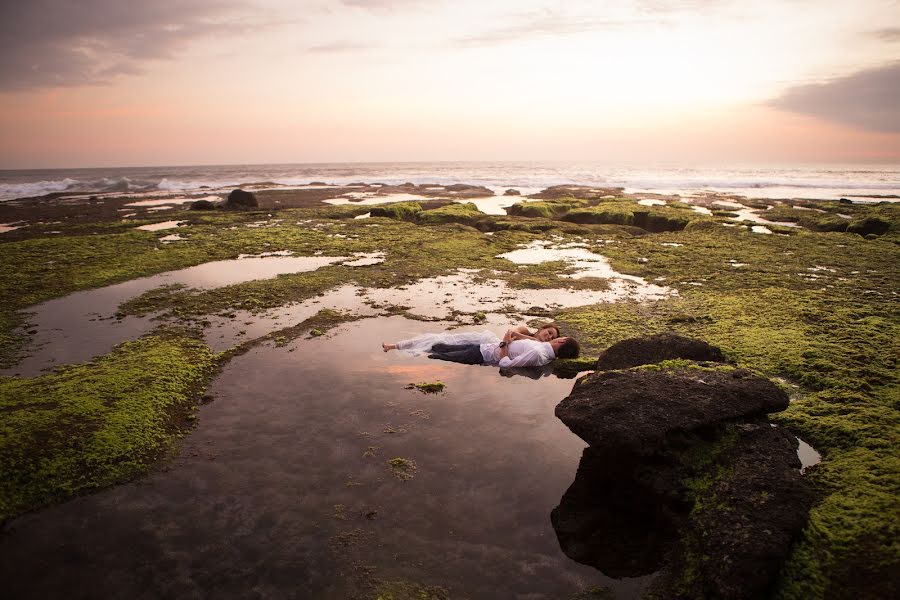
[503,188,521,196]
[189,199,217,210]
[555,365,789,452]
[224,189,258,210]
[596,333,726,371]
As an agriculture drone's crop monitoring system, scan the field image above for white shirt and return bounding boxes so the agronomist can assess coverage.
[480,339,556,368]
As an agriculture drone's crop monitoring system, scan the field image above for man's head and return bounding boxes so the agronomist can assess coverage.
[549,336,580,359]
[536,324,560,342]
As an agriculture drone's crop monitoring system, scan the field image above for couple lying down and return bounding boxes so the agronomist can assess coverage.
[383,323,580,369]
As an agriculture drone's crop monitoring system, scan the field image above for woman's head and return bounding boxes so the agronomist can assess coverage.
[536,324,560,342]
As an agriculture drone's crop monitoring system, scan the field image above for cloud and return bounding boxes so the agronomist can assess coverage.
[869,27,900,42]
[339,0,421,12]
[635,0,726,13]
[454,13,658,47]
[768,61,900,133]
[0,0,267,91]
[306,41,374,53]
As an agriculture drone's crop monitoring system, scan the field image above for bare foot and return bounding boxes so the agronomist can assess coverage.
[382,342,397,352]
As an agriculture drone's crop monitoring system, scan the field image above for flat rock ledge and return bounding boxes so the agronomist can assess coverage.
[556,366,788,453]
[552,334,811,599]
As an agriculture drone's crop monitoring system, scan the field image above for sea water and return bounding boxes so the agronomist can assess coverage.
[1,161,898,202]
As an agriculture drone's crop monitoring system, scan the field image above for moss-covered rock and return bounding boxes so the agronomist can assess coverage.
[416,202,484,225]
[369,202,422,220]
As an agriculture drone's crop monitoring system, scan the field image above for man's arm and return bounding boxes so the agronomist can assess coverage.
[498,329,514,360]
[499,346,552,369]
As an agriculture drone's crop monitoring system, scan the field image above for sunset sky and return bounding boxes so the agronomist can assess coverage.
[1,0,898,168]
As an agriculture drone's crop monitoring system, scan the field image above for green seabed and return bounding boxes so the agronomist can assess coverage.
[0,191,897,598]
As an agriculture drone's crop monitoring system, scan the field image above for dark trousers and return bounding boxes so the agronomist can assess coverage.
[428,343,484,365]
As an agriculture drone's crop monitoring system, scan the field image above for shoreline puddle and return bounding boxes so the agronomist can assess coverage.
[498,240,666,286]
[2,254,353,376]
[136,220,184,231]
[0,317,650,599]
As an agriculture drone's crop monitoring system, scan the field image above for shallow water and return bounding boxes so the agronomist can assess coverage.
[498,240,664,285]
[124,195,220,207]
[2,255,351,376]
[364,271,672,320]
[0,222,25,233]
[796,438,822,472]
[455,195,519,215]
[324,192,432,206]
[135,220,184,231]
[0,317,652,599]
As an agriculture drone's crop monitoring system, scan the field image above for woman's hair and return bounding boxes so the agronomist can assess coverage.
[556,338,580,359]
[538,323,560,338]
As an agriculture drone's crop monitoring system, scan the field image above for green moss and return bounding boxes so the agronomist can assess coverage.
[406,381,445,394]
[0,328,217,523]
[369,202,422,220]
[417,202,484,226]
[386,457,418,481]
[563,207,635,226]
[373,580,448,600]
[507,199,587,218]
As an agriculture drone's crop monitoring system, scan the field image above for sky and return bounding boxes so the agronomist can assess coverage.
[0,0,898,168]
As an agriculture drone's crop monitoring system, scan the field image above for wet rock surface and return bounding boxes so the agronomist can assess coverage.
[552,334,811,598]
[595,332,726,371]
[555,366,789,452]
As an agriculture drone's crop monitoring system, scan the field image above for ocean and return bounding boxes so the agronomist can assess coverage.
[1,161,898,202]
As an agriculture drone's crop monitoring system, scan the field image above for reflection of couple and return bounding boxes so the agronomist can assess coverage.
[383,323,580,368]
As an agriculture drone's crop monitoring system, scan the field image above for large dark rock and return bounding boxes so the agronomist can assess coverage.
[555,366,789,452]
[189,199,217,210]
[650,423,814,599]
[596,333,726,371]
[224,189,258,209]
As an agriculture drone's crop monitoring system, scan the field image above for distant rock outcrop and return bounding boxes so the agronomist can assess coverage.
[503,188,521,196]
[223,189,258,210]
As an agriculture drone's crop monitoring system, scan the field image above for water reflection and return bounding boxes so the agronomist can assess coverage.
[551,447,679,578]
